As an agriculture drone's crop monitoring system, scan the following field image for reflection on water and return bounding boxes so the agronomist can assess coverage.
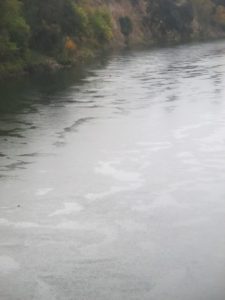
[0,41,225,300]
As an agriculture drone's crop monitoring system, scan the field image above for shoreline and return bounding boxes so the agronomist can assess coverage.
[1,35,225,82]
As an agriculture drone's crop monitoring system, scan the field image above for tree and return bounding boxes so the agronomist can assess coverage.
[0,0,29,60]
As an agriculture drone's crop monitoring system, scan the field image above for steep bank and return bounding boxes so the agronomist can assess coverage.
[146,0,225,42]
[1,0,225,79]
[108,0,225,45]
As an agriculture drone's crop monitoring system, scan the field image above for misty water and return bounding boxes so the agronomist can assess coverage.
[0,41,225,300]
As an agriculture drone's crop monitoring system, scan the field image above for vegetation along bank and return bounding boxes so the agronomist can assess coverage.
[1,0,225,78]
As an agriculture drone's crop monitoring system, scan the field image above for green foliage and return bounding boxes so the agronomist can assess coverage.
[2,0,225,79]
[89,8,113,43]
[61,4,89,38]
[0,59,25,79]
[22,0,112,55]
[0,36,17,60]
[0,0,30,61]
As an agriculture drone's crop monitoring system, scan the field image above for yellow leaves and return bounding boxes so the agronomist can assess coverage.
[65,36,77,51]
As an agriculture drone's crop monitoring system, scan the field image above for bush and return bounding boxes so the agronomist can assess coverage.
[89,9,113,43]
[0,0,30,60]
[61,3,89,39]
[0,0,114,77]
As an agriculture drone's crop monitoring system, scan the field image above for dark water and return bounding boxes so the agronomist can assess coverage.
[0,41,225,300]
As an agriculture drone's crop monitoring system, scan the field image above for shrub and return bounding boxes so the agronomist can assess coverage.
[0,0,30,60]
[61,3,89,39]
[89,9,113,43]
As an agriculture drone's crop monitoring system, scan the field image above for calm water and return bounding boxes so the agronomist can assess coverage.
[0,41,225,300]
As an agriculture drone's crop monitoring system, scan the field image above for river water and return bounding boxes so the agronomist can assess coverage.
[0,41,225,300]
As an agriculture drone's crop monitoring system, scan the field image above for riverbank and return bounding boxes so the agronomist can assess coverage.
[1,0,225,80]
[0,46,111,80]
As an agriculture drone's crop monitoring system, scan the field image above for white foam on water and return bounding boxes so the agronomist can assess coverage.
[85,186,123,201]
[138,141,172,152]
[0,218,40,228]
[174,122,211,139]
[177,151,193,158]
[86,160,144,201]
[0,256,20,274]
[36,188,53,196]
[49,202,83,217]
[95,161,142,182]
[0,218,10,226]
[38,170,48,174]
[33,279,56,300]
[86,181,143,201]
[55,221,88,230]
[15,222,40,228]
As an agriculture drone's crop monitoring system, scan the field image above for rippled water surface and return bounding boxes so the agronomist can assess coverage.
[0,41,225,300]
